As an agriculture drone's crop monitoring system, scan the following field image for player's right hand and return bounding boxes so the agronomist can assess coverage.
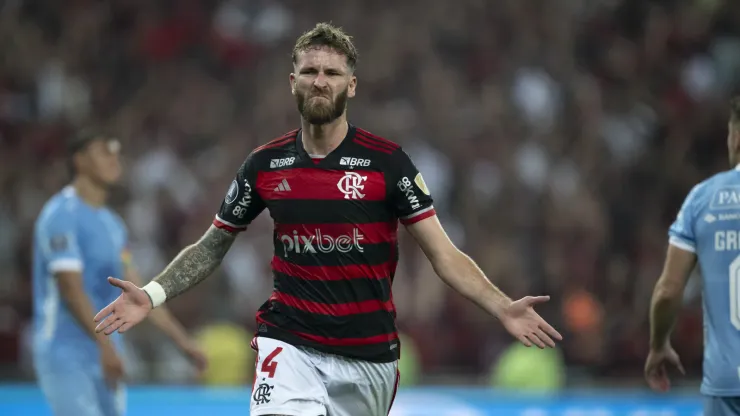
[644,344,685,392]
[100,343,125,388]
[94,277,152,335]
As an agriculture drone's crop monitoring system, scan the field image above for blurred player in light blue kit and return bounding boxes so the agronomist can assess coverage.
[32,130,207,416]
[646,96,740,415]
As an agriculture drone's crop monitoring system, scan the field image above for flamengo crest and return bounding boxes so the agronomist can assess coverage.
[337,171,367,200]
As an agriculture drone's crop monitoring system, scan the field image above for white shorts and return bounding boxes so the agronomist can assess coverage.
[250,337,399,416]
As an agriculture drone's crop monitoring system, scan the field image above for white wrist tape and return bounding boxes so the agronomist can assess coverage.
[142,281,167,308]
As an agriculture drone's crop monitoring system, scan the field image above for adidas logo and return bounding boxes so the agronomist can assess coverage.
[274,178,291,192]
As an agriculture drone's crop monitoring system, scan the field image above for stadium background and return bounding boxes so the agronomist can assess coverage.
[1,0,739,414]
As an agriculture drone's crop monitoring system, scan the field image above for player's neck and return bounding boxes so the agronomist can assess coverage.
[300,116,349,156]
[72,176,107,207]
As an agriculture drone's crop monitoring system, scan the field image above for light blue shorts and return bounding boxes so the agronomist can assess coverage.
[34,353,126,416]
[704,396,740,416]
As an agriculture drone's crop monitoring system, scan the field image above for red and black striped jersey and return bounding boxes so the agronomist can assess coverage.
[213,125,435,363]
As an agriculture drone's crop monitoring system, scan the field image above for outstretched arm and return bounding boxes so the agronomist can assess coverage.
[386,148,561,348]
[405,216,512,318]
[94,225,239,335]
[125,257,208,371]
[405,216,562,348]
[96,153,265,334]
[146,225,237,304]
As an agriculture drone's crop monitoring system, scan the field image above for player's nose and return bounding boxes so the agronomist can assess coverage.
[313,73,329,87]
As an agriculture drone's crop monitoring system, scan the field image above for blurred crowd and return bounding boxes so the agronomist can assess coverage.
[2,0,740,387]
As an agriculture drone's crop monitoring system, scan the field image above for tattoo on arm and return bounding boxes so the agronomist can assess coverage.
[152,225,237,300]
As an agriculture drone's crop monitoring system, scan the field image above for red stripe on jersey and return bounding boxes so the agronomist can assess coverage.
[258,168,386,201]
[269,129,299,143]
[213,216,246,233]
[254,136,296,154]
[253,130,298,153]
[256,315,399,346]
[272,256,392,280]
[273,291,395,316]
[355,133,397,151]
[400,208,436,225]
[259,135,296,150]
[353,136,394,154]
[273,221,397,245]
[355,129,400,149]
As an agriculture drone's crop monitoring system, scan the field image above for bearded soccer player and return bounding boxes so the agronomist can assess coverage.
[94,23,562,416]
[645,97,740,415]
[32,131,206,416]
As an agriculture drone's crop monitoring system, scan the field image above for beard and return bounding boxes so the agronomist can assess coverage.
[296,87,348,125]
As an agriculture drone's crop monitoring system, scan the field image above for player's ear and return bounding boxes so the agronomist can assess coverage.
[289,73,296,95]
[730,125,740,154]
[731,122,740,151]
[347,75,357,98]
[72,151,86,175]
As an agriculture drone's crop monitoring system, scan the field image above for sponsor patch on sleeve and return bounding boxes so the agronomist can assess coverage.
[414,173,430,195]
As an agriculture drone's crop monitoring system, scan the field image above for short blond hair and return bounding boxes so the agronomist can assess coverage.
[292,22,358,71]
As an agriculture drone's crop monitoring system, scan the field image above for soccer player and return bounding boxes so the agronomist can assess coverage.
[32,131,207,416]
[94,23,563,416]
[645,96,740,415]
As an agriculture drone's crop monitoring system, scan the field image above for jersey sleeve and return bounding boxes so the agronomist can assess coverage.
[389,149,436,225]
[39,206,83,274]
[668,184,703,253]
[213,153,266,232]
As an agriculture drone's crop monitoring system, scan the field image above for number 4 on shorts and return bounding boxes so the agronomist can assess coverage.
[261,347,283,378]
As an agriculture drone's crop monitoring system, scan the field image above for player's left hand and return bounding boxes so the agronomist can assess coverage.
[500,296,563,348]
[645,344,685,392]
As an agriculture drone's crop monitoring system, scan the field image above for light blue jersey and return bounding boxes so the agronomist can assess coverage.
[670,165,740,397]
[32,185,128,415]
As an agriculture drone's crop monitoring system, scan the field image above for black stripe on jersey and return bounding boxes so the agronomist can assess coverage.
[256,322,398,362]
[274,242,392,267]
[262,305,396,340]
[273,271,392,304]
[267,200,395,224]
